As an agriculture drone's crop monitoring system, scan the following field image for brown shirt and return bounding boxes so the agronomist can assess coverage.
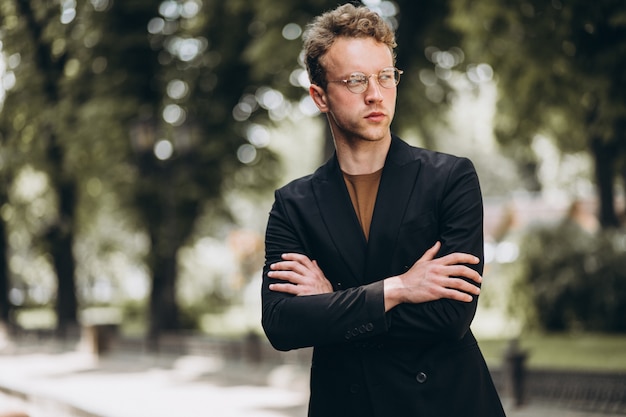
[343,168,383,241]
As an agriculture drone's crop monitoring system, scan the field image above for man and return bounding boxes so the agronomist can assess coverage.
[261,4,506,417]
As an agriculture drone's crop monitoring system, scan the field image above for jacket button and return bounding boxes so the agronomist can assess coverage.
[349,383,360,394]
[416,372,428,383]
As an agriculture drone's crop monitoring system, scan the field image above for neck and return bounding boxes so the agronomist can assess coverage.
[335,135,391,175]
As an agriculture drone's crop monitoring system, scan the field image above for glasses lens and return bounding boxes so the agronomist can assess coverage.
[346,73,367,93]
[378,68,400,88]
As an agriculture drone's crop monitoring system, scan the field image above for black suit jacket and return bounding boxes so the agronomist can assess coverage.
[262,136,506,417]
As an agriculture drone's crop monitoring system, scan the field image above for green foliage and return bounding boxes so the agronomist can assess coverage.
[514,220,626,332]
[0,0,285,337]
[118,299,148,335]
[8,0,621,338]
[451,0,626,145]
[450,0,626,201]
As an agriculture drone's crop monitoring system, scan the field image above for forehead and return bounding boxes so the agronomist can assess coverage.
[322,37,394,76]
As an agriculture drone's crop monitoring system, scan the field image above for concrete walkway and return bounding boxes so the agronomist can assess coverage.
[0,344,622,417]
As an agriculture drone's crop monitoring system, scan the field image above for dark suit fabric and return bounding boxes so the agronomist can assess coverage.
[262,136,506,417]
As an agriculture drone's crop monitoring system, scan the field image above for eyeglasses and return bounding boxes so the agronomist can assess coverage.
[327,67,403,94]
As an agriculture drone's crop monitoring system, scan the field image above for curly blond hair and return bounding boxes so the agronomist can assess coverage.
[303,3,397,89]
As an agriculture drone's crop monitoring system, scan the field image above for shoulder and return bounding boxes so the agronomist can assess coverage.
[390,135,475,173]
[274,154,339,198]
[274,172,315,200]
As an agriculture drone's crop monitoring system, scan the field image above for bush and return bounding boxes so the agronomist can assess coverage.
[514,220,626,332]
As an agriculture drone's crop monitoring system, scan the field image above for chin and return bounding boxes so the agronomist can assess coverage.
[362,130,391,142]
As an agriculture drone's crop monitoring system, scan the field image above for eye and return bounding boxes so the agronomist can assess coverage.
[379,70,395,82]
[347,73,367,86]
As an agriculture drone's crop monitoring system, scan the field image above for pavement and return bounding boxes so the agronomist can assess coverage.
[0,340,622,417]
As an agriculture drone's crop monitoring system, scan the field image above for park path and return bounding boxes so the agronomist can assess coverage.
[0,343,622,417]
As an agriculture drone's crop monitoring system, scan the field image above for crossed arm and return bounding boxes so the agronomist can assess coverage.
[267,241,482,311]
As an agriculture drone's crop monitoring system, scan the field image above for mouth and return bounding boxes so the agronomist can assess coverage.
[365,112,385,122]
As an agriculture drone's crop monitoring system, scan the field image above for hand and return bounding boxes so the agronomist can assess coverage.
[267,253,333,296]
[384,241,482,311]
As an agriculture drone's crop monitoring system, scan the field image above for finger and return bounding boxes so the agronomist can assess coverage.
[269,283,302,295]
[281,252,314,266]
[267,270,305,284]
[444,265,482,284]
[311,260,326,276]
[436,252,480,266]
[271,260,310,275]
[441,288,475,303]
[418,241,441,263]
[444,277,481,295]
[453,278,480,295]
[270,260,297,271]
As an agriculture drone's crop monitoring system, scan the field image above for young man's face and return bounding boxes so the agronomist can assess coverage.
[309,37,397,146]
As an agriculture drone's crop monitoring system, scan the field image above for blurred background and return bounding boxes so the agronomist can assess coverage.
[0,0,625,416]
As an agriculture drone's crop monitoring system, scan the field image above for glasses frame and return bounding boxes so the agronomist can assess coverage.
[327,67,404,94]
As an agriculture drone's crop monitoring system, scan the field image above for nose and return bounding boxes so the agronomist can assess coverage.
[364,74,383,102]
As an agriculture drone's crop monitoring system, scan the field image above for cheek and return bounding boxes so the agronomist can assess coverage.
[329,105,358,128]
[329,95,360,114]
[385,92,397,117]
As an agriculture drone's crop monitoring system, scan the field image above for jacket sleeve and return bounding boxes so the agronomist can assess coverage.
[261,189,388,351]
[386,157,485,343]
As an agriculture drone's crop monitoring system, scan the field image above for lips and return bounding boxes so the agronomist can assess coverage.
[365,111,385,122]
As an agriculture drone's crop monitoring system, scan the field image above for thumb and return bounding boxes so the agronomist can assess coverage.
[418,241,441,262]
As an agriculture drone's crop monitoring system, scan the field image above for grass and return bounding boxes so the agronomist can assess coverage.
[478,333,626,372]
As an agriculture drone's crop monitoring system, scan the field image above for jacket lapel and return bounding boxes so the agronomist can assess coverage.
[365,137,422,283]
[311,137,422,286]
[312,156,367,286]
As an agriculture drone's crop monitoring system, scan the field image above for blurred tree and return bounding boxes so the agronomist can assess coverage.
[0,0,281,343]
[98,0,282,344]
[90,0,184,347]
[0,0,519,341]
[87,0,485,343]
[0,0,91,335]
[0,196,7,325]
[0,138,9,325]
[515,219,626,332]
[394,1,471,147]
[450,0,626,227]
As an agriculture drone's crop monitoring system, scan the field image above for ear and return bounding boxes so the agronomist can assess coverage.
[309,84,329,113]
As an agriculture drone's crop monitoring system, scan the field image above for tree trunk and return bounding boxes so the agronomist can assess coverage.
[591,136,620,229]
[621,165,626,223]
[0,215,9,325]
[147,242,180,347]
[45,182,79,337]
[137,153,195,348]
[17,0,79,336]
[44,130,79,336]
[617,119,626,225]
